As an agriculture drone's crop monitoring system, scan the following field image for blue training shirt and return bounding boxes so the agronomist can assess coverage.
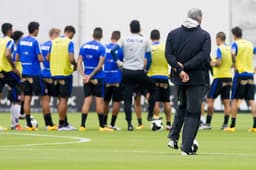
[16,36,41,76]
[40,40,51,78]
[79,40,106,79]
[104,43,123,84]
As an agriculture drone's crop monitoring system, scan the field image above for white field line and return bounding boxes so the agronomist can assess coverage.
[0,132,90,147]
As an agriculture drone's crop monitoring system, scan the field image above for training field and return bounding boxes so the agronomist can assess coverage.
[0,113,255,170]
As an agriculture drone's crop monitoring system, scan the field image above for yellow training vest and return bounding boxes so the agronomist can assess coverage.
[0,36,13,72]
[50,37,73,76]
[212,45,232,79]
[235,39,254,74]
[148,43,169,77]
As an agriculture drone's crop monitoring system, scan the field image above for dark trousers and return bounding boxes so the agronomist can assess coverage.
[168,85,206,153]
[122,69,157,124]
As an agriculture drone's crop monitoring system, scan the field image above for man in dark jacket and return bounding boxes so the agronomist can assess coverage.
[165,8,211,155]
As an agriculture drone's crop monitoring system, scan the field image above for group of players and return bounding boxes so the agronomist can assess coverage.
[0,21,171,131]
[0,20,256,133]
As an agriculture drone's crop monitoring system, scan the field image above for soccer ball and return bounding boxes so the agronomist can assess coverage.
[31,117,39,128]
[151,119,164,131]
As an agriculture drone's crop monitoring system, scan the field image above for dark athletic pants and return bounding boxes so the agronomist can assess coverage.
[168,85,206,153]
[122,69,157,124]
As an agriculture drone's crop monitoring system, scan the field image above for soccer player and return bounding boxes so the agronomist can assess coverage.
[200,32,232,130]
[78,27,113,132]
[148,29,172,130]
[16,21,43,130]
[103,31,123,131]
[111,20,157,131]
[49,25,77,131]
[224,27,256,132]
[40,28,61,130]
[0,23,19,131]
[8,30,24,130]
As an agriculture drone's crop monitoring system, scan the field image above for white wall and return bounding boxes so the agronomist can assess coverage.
[0,0,231,86]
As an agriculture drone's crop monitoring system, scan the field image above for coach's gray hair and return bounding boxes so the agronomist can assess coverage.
[188,8,202,21]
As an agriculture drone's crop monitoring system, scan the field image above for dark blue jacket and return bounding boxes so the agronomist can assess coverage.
[165,25,211,85]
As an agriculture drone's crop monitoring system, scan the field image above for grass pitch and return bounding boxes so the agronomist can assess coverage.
[0,112,256,170]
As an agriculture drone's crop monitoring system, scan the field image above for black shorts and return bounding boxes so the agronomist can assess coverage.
[83,79,104,98]
[133,84,148,97]
[231,75,255,100]
[104,83,123,102]
[21,75,44,96]
[42,78,56,96]
[152,78,170,102]
[207,78,232,100]
[0,71,20,93]
[8,85,22,103]
[53,76,73,98]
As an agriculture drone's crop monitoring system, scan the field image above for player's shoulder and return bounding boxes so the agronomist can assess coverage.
[41,40,51,46]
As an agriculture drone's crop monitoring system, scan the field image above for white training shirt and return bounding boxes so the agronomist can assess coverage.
[121,34,151,70]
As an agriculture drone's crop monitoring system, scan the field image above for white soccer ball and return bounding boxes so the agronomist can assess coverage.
[31,118,39,128]
[192,140,199,153]
[151,119,164,131]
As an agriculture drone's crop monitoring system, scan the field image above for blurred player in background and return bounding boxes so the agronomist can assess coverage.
[111,20,157,131]
[8,30,24,130]
[40,28,61,130]
[0,23,20,131]
[224,27,256,132]
[50,25,77,131]
[16,21,43,130]
[103,31,123,131]
[78,27,113,132]
[200,32,232,130]
[148,29,172,130]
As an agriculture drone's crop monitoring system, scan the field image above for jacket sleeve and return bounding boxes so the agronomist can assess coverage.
[165,32,183,74]
[183,33,211,70]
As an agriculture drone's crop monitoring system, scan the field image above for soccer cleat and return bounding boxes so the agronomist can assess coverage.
[79,126,86,132]
[26,127,38,131]
[166,125,172,131]
[224,127,236,132]
[199,124,212,130]
[136,125,144,130]
[128,125,134,131]
[220,124,228,130]
[46,125,58,131]
[99,127,114,132]
[0,126,8,131]
[248,128,256,132]
[15,124,24,131]
[109,125,121,131]
[58,125,77,131]
[168,139,179,150]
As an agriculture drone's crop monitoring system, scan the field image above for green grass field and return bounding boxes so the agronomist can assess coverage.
[0,112,256,170]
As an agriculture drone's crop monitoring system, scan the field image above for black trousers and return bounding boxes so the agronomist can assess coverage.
[122,69,157,123]
[168,85,207,153]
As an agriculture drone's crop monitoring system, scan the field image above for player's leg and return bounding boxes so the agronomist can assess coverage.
[246,79,256,132]
[109,86,122,130]
[164,102,172,130]
[222,99,230,129]
[41,79,56,130]
[225,76,243,132]
[57,77,75,131]
[103,86,113,126]
[122,69,136,131]
[134,95,143,129]
[80,96,93,131]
